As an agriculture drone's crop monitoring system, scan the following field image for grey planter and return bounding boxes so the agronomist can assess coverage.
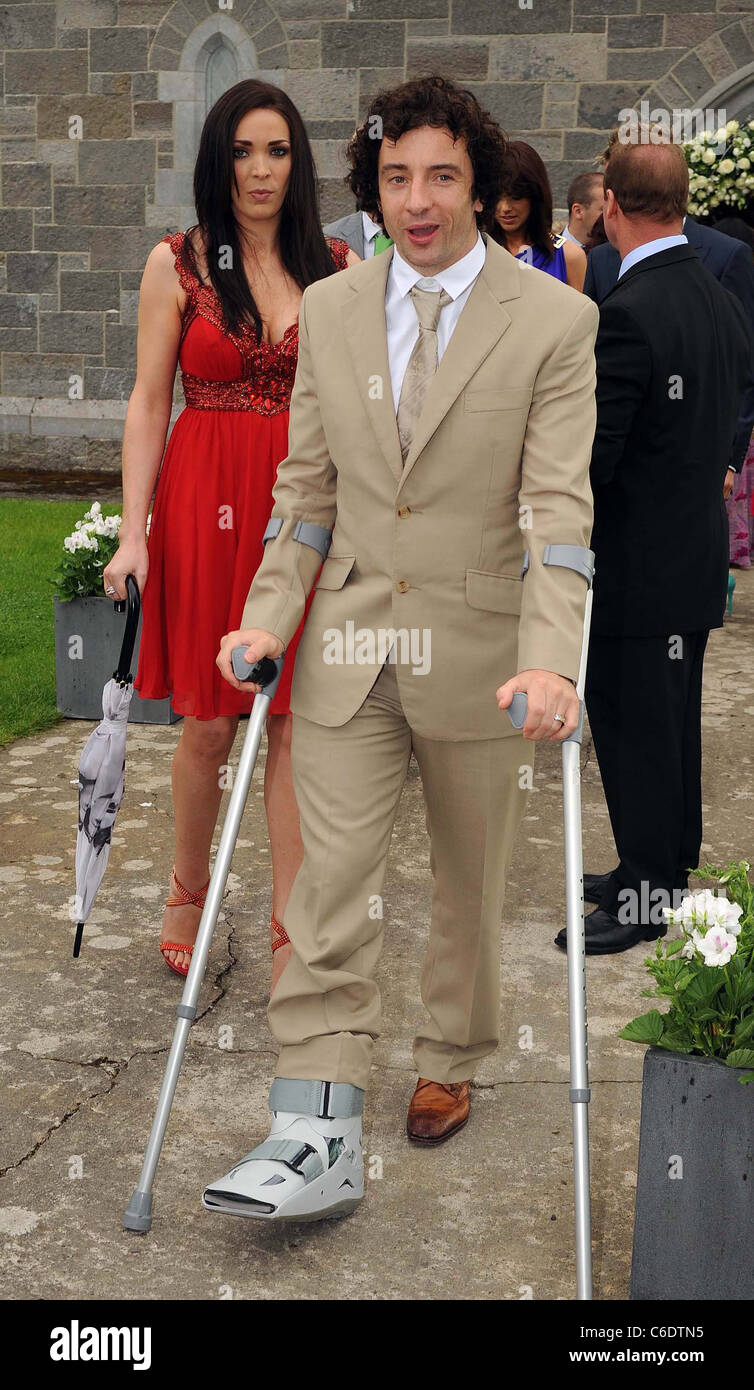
[630,1047,754,1300]
[53,594,181,725]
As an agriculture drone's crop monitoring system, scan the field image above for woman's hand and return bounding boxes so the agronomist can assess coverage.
[102,535,149,602]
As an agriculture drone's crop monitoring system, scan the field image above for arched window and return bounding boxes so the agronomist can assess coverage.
[205,35,239,115]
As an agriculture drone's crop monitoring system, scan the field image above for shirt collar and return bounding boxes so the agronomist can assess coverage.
[389,229,486,301]
[361,210,381,242]
[618,233,688,279]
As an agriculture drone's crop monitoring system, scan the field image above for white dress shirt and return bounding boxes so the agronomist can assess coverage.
[361,210,382,259]
[561,224,585,249]
[618,232,687,279]
[385,231,486,410]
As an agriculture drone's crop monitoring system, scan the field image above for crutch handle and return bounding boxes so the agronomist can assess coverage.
[231,649,284,688]
[505,691,585,746]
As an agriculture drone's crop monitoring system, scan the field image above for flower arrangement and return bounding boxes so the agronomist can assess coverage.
[51,502,123,601]
[620,861,754,1083]
[684,119,754,220]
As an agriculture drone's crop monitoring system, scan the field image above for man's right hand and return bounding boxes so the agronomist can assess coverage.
[216,627,284,692]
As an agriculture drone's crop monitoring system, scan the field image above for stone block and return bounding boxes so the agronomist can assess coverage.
[2,207,33,248]
[672,52,717,100]
[40,311,103,355]
[310,138,350,181]
[321,21,404,69]
[608,15,664,45]
[577,0,637,11]
[607,48,686,80]
[37,141,78,180]
[452,0,571,34]
[1,105,36,136]
[406,38,489,81]
[37,95,132,141]
[490,35,607,83]
[2,352,77,396]
[84,365,135,400]
[133,102,173,134]
[288,40,320,68]
[696,34,738,84]
[720,21,754,67]
[119,289,140,324]
[89,26,149,72]
[57,1,117,24]
[407,19,450,34]
[6,252,57,296]
[61,272,120,311]
[33,224,90,252]
[354,0,447,14]
[578,82,642,128]
[465,82,545,130]
[270,0,347,17]
[0,4,56,49]
[5,50,88,95]
[79,141,156,185]
[54,186,145,226]
[544,102,578,129]
[155,168,193,205]
[89,226,160,272]
[564,129,610,160]
[131,72,159,100]
[104,321,137,368]
[286,68,359,119]
[59,27,88,49]
[664,14,721,46]
[0,293,37,351]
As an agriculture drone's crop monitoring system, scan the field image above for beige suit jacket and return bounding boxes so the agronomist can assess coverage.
[241,231,598,740]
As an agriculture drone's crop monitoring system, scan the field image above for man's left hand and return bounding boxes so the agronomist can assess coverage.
[496,668,580,742]
[723,468,735,500]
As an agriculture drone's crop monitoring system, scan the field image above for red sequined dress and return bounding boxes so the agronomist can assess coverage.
[133,230,351,719]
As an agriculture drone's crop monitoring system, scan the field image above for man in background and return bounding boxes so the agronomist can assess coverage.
[561,171,605,249]
[557,136,752,955]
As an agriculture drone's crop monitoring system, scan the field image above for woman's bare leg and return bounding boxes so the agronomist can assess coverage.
[264,711,302,992]
[160,713,239,972]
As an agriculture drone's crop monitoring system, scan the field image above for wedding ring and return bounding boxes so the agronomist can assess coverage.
[553,713,566,725]
[106,586,116,595]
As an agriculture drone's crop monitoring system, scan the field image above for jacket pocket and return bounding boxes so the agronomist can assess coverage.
[314,554,357,590]
[464,387,533,412]
[465,568,523,614]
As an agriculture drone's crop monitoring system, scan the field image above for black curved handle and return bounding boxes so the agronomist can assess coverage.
[113,573,140,683]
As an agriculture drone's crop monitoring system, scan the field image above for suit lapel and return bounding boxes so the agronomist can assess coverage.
[400,254,516,487]
[341,247,404,483]
[340,232,519,488]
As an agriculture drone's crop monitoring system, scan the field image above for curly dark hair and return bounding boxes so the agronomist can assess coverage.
[345,75,511,227]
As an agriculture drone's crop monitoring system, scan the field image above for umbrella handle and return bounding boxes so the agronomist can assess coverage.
[113,573,140,683]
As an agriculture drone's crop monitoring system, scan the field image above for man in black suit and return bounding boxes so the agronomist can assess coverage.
[556,136,751,955]
[584,160,754,482]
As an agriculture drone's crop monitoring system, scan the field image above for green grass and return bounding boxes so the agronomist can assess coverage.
[0,497,118,747]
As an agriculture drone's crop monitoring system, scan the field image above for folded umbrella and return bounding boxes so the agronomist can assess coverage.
[72,574,140,957]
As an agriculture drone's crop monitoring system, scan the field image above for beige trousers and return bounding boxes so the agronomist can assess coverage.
[268,657,529,1091]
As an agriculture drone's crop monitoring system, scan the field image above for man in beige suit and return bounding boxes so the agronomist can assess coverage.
[203,77,598,1224]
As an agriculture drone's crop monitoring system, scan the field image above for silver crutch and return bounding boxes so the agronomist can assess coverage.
[124,651,284,1234]
[507,544,595,1301]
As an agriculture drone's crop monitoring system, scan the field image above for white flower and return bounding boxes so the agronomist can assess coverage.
[696,927,737,967]
[719,158,735,175]
[90,501,101,516]
[727,120,740,134]
[701,148,717,165]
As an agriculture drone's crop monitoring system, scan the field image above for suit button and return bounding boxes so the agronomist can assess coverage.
[396,580,410,593]
[397,505,411,519]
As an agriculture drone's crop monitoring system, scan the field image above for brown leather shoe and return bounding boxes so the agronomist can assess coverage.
[406,1078,470,1145]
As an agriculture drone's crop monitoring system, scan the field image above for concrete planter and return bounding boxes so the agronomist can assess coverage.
[53,594,180,725]
[630,1047,754,1300]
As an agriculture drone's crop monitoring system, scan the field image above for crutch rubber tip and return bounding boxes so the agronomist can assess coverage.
[123,1189,153,1232]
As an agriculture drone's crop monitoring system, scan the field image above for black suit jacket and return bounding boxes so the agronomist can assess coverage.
[590,244,751,637]
[584,217,754,469]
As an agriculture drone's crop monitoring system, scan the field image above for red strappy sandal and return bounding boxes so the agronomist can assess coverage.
[160,865,210,978]
[270,913,290,952]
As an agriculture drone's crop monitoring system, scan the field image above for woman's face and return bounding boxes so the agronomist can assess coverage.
[230,106,292,225]
[494,193,531,237]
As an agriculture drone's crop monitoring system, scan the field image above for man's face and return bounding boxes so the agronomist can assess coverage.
[582,186,605,235]
[377,124,483,275]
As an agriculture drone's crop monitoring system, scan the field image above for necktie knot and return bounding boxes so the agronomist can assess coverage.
[409,285,452,333]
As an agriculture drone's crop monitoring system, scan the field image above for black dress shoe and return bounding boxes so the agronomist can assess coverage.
[583,869,618,903]
[554,906,666,956]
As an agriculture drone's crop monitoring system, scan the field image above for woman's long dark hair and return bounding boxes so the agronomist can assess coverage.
[188,79,339,340]
[485,140,556,263]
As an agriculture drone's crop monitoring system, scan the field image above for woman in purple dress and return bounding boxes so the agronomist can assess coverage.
[487,141,586,292]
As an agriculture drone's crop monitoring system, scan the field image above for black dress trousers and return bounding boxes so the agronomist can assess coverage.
[585,630,709,919]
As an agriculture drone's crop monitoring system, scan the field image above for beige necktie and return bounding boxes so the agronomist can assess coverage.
[396,284,452,463]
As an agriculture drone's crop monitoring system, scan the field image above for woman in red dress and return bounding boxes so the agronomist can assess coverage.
[102,80,358,987]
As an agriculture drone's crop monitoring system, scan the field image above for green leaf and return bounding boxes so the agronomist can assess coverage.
[619,1010,665,1045]
[665,938,685,957]
[725,1049,754,1070]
